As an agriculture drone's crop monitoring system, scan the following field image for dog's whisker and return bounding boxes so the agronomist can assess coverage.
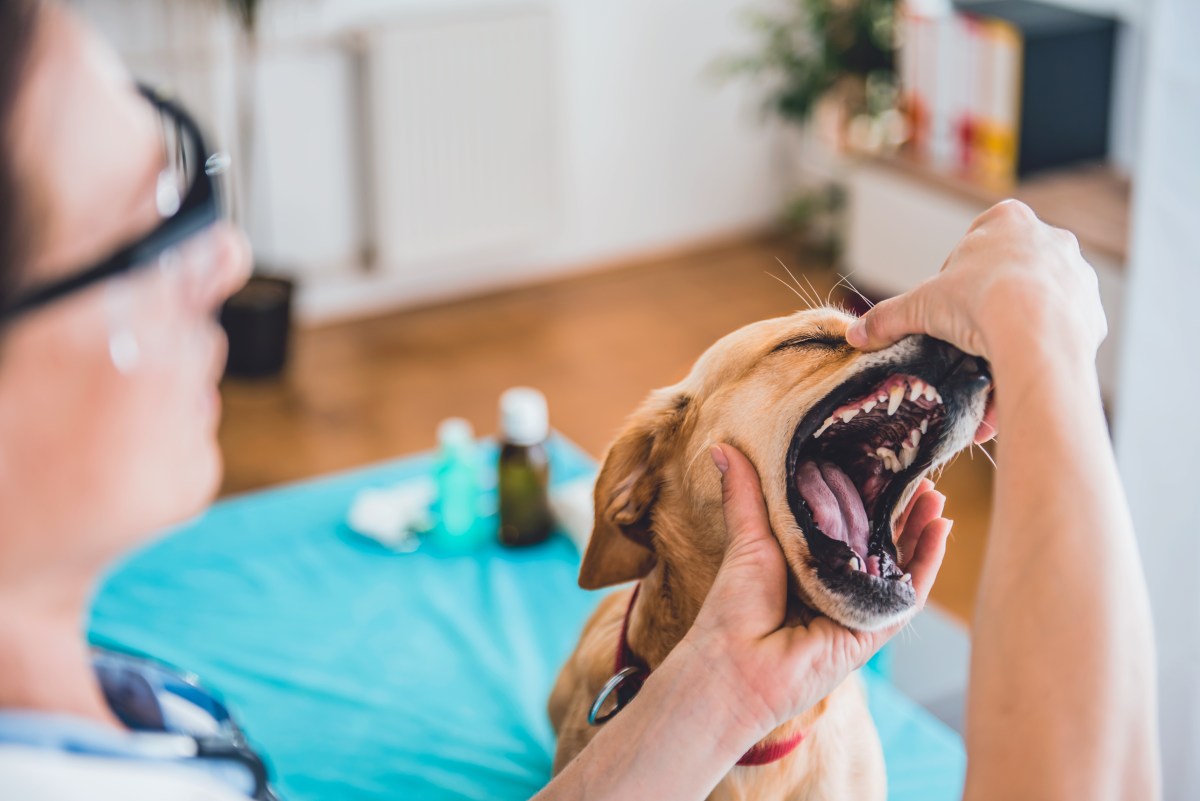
[800,272,828,311]
[772,257,811,304]
[683,437,718,482]
[773,256,819,309]
[825,276,843,308]
[766,270,813,310]
[831,271,876,311]
[974,442,998,470]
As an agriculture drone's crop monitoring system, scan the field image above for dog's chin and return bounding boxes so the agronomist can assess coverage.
[789,552,919,632]
[783,363,988,632]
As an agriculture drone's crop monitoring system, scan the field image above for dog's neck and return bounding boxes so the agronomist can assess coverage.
[623,506,723,669]
[624,561,704,669]
[624,510,819,670]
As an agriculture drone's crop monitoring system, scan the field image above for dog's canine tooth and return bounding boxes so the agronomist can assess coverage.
[862,399,877,414]
[813,416,837,438]
[920,418,929,434]
[887,384,905,416]
[848,555,863,572]
[840,408,859,423]
[909,379,925,402]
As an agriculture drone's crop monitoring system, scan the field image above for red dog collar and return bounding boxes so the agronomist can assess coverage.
[587,583,805,767]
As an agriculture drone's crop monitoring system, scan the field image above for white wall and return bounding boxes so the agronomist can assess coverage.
[75,0,788,321]
[1114,0,1200,797]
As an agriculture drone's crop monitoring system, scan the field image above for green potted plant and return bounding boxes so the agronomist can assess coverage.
[718,0,903,259]
[216,0,296,379]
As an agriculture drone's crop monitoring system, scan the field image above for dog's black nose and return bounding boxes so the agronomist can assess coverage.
[947,352,992,389]
[926,337,991,387]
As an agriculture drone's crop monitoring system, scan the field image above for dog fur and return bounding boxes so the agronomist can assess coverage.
[549,307,989,800]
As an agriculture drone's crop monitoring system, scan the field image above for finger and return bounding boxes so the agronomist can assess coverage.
[712,444,775,555]
[895,488,946,566]
[905,517,953,608]
[794,615,883,676]
[708,444,789,631]
[895,478,935,536]
[845,288,929,351]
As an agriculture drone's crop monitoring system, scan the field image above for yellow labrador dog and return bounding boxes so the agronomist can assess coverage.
[549,307,990,799]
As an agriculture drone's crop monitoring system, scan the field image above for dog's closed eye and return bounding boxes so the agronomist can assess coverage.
[771,331,848,353]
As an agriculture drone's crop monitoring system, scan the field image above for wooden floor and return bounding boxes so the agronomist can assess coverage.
[218,236,993,623]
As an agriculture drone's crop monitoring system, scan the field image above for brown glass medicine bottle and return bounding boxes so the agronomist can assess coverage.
[497,387,554,547]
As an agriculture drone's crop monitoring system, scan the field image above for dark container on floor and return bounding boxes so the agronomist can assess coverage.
[220,274,294,378]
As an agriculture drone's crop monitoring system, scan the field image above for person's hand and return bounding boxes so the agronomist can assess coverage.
[845,199,1108,371]
[676,443,951,741]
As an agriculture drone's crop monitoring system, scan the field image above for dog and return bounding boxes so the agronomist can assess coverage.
[548,307,990,799]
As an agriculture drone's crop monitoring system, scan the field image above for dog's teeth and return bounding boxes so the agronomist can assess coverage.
[909,428,922,448]
[900,572,912,584]
[900,442,917,469]
[877,447,899,472]
[877,393,887,403]
[887,385,904,416]
[840,408,859,423]
[848,555,862,572]
[924,384,938,402]
[920,418,929,434]
[909,379,925,401]
[933,390,943,405]
[862,399,877,414]
[813,416,836,438]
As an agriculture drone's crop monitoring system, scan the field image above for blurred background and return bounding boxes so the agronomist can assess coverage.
[74,0,1197,794]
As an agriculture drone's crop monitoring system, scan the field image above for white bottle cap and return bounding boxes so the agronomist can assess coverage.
[437,417,475,448]
[499,387,549,446]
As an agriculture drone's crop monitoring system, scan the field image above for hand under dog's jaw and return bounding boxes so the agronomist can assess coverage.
[784,345,990,630]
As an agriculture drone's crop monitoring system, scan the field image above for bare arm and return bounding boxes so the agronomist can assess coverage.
[965,330,1158,800]
[848,199,1161,801]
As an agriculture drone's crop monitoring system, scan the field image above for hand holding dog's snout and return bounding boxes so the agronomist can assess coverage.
[845,199,1107,377]
[691,445,952,738]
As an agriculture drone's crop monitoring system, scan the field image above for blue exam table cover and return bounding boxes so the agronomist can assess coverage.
[90,436,965,801]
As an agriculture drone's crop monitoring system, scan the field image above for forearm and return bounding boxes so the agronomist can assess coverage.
[535,639,758,801]
[964,344,1160,800]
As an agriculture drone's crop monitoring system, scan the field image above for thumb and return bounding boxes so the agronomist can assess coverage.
[708,443,788,631]
[710,444,774,556]
[846,290,928,351]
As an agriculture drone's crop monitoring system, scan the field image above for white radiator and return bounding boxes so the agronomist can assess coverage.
[363,5,558,273]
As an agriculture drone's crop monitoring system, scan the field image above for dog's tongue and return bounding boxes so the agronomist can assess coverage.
[796,460,870,559]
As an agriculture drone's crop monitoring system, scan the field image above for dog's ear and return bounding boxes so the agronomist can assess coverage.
[579,391,689,590]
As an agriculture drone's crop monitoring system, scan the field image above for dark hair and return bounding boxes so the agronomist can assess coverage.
[0,0,41,310]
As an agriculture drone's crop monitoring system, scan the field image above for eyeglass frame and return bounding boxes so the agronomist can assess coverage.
[0,84,226,327]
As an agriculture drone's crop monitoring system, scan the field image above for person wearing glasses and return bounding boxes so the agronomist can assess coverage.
[0,2,1158,800]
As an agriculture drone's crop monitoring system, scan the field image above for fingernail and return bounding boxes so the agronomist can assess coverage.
[846,320,867,347]
[709,445,729,475]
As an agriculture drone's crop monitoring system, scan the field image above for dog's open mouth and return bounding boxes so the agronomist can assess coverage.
[787,373,948,588]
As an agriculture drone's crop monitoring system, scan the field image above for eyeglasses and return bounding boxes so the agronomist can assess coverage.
[0,84,228,327]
